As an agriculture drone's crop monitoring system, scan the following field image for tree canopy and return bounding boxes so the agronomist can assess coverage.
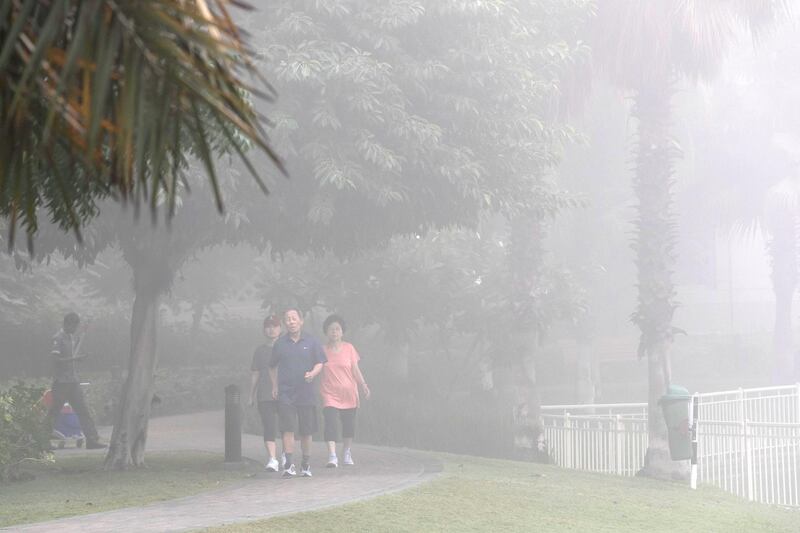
[243,0,591,256]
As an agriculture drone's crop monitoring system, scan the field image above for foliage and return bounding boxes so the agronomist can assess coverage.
[243,0,591,256]
[1,0,281,247]
[0,382,51,481]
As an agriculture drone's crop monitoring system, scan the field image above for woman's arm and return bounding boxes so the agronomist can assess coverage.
[353,361,370,399]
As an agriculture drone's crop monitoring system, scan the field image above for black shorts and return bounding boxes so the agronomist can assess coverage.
[323,407,357,442]
[257,400,279,441]
[278,403,318,437]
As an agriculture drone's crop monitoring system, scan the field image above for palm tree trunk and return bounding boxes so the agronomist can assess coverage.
[630,81,686,479]
[104,284,160,469]
[105,235,173,470]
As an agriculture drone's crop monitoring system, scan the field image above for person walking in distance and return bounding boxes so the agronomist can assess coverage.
[248,314,283,471]
[320,314,370,468]
[48,312,106,449]
[269,308,326,477]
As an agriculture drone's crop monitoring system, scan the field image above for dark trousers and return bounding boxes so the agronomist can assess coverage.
[323,407,357,442]
[257,401,279,441]
[48,382,99,442]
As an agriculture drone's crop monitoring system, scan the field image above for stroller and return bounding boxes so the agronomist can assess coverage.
[42,387,86,449]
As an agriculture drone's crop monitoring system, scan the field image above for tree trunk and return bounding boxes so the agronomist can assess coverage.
[104,285,160,469]
[105,231,174,470]
[512,349,547,462]
[508,214,548,462]
[630,81,687,480]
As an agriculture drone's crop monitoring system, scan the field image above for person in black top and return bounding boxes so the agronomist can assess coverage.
[248,314,283,471]
[48,312,106,449]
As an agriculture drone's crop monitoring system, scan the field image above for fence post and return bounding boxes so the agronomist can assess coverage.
[795,383,800,424]
[744,418,754,501]
[738,387,745,425]
[690,394,699,490]
[615,414,623,476]
[565,413,572,469]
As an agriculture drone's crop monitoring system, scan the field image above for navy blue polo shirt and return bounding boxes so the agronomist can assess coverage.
[269,332,327,406]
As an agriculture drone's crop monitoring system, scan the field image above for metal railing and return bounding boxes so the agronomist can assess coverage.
[540,384,800,507]
[542,413,647,476]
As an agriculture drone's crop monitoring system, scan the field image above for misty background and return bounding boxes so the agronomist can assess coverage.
[3,1,800,460]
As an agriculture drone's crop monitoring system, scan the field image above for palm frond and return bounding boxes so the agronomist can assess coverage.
[1,0,284,249]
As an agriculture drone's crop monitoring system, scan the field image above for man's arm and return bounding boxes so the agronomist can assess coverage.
[304,363,323,383]
[269,367,278,400]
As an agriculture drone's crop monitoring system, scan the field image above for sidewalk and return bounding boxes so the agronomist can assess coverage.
[6,411,441,532]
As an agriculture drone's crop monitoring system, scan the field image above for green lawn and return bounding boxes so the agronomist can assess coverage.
[0,452,250,528]
[210,455,799,533]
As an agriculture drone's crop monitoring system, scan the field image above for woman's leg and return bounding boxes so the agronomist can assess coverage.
[323,407,339,456]
[341,408,357,461]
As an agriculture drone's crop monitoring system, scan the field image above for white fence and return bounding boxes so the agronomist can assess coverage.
[541,384,800,507]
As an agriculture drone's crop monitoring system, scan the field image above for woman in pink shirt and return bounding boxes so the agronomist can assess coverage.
[320,314,370,467]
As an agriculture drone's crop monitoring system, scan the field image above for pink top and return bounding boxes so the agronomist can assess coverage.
[320,342,360,409]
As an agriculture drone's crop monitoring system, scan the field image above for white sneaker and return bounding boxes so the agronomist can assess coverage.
[282,464,296,477]
[326,454,338,468]
[301,464,312,477]
[265,457,280,472]
[343,449,354,466]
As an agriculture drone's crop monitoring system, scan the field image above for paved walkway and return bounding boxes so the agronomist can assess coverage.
[6,411,441,532]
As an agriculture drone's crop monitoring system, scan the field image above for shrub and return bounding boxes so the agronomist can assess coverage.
[0,382,52,481]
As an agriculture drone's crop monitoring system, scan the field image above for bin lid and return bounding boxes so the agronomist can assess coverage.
[661,384,691,400]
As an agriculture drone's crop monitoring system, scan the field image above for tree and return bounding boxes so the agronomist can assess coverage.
[684,24,800,383]
[243,0,591,459]
[10,0,590,467]
[101,169,273,468]
[593,0,786,478]
[240,0,590,255]
[1,0,281,247]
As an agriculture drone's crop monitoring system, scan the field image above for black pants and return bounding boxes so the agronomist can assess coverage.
[323,407,357,442]
[278,403,318,437]
[257,401,279,441]
[48,382,99,442]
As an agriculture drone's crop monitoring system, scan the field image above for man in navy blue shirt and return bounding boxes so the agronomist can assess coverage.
[269,308,326,477]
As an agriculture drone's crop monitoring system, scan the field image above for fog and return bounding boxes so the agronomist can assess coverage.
[3,0,800,517]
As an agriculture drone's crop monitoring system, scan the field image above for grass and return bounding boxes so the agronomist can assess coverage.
[209,454,799,533]
[0,451,250,528]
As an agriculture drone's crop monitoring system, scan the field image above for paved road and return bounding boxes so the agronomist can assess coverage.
[6,411,441,532]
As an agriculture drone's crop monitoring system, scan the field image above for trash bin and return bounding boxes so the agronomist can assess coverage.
[660,384,692,461]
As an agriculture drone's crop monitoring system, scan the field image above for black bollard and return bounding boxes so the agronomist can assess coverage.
[224,384,242,463]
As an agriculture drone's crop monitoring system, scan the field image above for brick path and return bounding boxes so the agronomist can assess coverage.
[5,411,441,532]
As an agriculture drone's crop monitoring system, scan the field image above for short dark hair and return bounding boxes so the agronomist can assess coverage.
[263,314,281,327]
[63,312,80,327]
[323,314,346,334]
[283,307,303,320]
